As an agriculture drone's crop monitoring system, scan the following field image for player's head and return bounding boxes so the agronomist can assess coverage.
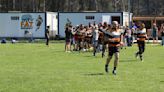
[107,24,111,29]
[139,23,145,29]
[103,22,107,27]
[112,21,119,28]
[153,23,157,28]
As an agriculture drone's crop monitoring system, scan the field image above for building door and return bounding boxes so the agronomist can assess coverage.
[111,16,121,24]
[102,15,111,24]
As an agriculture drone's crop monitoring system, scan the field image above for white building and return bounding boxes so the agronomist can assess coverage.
[58,12,132,38]
[46,12,58,38]
[0,12,58,38]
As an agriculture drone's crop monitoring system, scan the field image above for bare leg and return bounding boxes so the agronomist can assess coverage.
[102,43,106,58]
[156,37,158,44]
[113,52,119,75]
[105,55,112,73]
[65,44,68,52]
[66,43,71,52]
[65,43,66,51]
[68,44,71,51]
[114,52,119,68]
[106,55,112,65]
[153,38,155,44]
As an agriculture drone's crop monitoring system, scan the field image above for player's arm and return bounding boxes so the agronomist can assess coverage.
[145,33,148,39]
[144,28,148,39]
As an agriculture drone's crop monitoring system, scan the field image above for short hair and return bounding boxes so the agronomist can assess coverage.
[141,23,145,28]
[112,21,119,26]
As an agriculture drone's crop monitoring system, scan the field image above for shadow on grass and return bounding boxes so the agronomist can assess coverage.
[160,81,164,83]
[120,59,137,62]
[84,73,104,76]
[159,67,164,69]
[83,55,93,57]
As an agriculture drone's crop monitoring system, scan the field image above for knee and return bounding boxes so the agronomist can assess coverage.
[115,56,119,61]
[142,49,145,53]
[107,56,112,60]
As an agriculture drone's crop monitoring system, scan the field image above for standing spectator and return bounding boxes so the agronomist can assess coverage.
[69,25,74,51]
[65,27,72,52]
[161,23,164,46]
[120,26,127,49]
[71,27,77,51]
[131,28,136,44]
[45,26,50,46]
[131,22,138,42]
[92,25,99,56]
[124,26,132,47]
[132,23,138,30]
[152,23,158,44]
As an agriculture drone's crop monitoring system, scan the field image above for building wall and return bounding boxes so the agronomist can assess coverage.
[0,13,46,38]
[58,12,123,37]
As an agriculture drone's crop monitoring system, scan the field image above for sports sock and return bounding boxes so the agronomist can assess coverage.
[114,67,116,70]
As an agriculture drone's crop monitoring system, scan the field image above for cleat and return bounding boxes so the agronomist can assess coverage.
[112,70,117,75]
[105,65,109,73]
[135,53,139,59]
[93,53,95,56]
[140,57,144,62]
[139,55,143,62]
[102,53,105,58]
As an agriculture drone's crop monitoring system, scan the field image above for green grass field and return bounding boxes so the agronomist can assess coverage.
[0,42,163,92]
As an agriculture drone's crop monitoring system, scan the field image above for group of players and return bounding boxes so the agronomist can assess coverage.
[65,21,147,75]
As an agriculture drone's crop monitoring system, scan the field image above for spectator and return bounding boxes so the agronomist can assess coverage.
[45,26,50,46]
[65,27,72,52]
[161,23,164,46]
[92,25,99,56]
[152,23,158,44]
[124,26,132,47]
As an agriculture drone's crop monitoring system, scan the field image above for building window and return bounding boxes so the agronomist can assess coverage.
[85,16,95,20]
[111,16,120,24]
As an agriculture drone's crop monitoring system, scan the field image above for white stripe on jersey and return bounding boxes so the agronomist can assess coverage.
[137,28,146,34]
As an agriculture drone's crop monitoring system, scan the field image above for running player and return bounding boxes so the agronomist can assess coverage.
[135,23,147,61]
[105,21,123,75]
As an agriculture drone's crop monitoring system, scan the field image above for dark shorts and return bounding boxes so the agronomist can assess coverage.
[152,31,157,38]
[108,46,119,56]
[137,41,145,54]
[93,40,98,47]
[66,38,71,43]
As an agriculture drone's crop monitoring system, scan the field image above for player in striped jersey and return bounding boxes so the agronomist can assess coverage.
[105,21,123,75]
[135,23,148,61]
